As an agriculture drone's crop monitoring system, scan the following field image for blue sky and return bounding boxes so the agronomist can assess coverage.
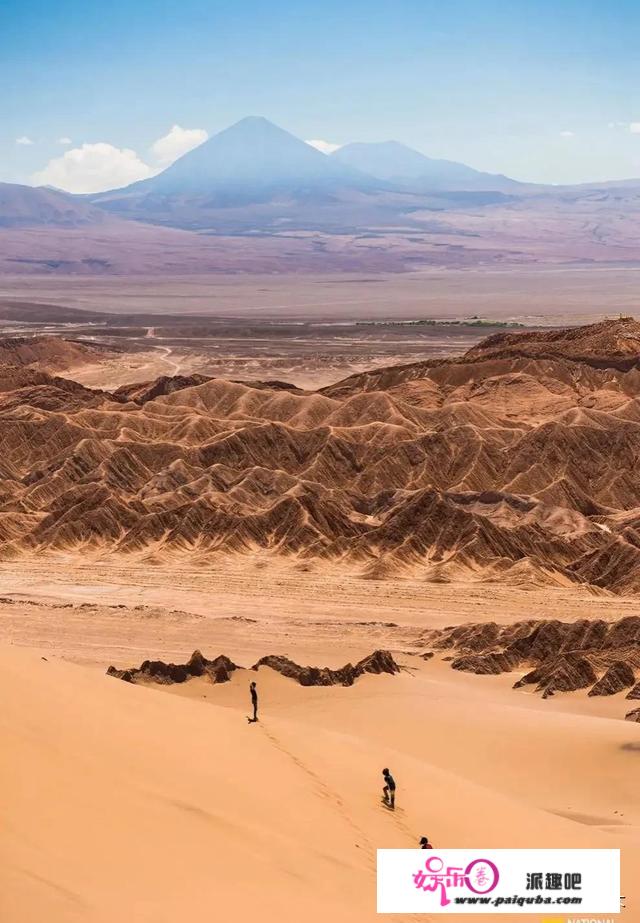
[2,0,640,189]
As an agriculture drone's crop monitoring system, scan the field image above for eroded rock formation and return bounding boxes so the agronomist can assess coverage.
[4,319,640,593]
[422,616,639,699]
[107,651,239,685]
[251,649,401,686]
[588,661,636,697]
[107,649,401,688]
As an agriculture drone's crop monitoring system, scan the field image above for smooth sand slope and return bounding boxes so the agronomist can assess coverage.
[2,645,638,922]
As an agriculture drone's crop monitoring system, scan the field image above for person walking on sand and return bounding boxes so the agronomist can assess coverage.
[382,768,396,809]
[419,836,433,849]
[249,681,258,723]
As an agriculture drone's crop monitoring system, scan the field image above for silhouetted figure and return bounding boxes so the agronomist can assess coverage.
[419,836,433,849]
[382,767,396,809]
[249,681,258,722]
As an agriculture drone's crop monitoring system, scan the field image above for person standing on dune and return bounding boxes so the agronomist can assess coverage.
[249,681,258,723]
[382,768,396,809]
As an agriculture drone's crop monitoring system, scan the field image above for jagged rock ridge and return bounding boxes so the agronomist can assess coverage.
[107,650,239,685]
[252,649,400,686]
[3,319,640,593]
[107,649,401,687]
[420,615,640,699]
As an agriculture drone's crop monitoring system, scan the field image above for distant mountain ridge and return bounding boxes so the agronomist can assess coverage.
[0,182,107,228]
[2,116,640,267]
[92,119,525,205]
[331,140,526,192]
[89,116,398,230]
[87,117,532,230]
[95,116,383,204]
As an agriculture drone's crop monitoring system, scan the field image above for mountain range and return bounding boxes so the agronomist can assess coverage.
[92,116,523,207]
[109,117,380,199]
[4,317,640,594]
[90,116,393,231]
[90,116,534,229]
[332,140,525,192]
[0,182,106,228]
[2,116,640,270]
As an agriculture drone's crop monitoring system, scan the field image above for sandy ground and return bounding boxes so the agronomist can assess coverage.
[2,556,640,657]
[1,559,638,921]
[4,266,640,321]
[36,318,493,391]
[67,346,196,390]
[68,344,427,391]
[2,644,637,923]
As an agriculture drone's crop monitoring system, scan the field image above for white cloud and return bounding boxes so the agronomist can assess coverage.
[16,136,34,146]
[32,142,156,194]
[559,130,575,138]
[630,122,640,134]
[306,138,341,155]
[30,123,208,195]
[150,124,208,166]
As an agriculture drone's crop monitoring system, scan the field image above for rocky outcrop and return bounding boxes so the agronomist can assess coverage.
[251,649,401,686]
[113,374,212,405]
[451,650,521,675]
[107,650,239,685]
[588,661,636,697]
[514,655,598,699]
[356,650,401,676]
[625,708,640,722]
[107,649,401,689]
[465,316,640,368]
[423,615,639,701]
[0,334,116,373]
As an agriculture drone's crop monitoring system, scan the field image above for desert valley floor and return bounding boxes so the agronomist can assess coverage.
[1,291,639,923]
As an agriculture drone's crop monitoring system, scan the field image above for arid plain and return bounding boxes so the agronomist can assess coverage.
[1,282,639,923]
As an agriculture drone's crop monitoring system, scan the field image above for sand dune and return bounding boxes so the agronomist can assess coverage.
[2,644,637,922]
